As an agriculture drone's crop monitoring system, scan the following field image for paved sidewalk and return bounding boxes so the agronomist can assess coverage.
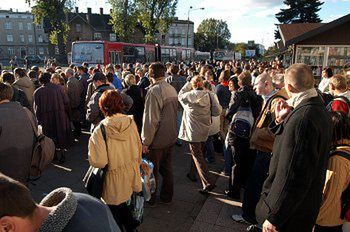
[30,133,247,231]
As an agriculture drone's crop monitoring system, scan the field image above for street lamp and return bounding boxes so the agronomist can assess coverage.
[186,6,204,48]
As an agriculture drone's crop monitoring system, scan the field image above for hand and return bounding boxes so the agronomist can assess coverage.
[263,220,278,232]
[142,145,149,154]
[275,99,291,124]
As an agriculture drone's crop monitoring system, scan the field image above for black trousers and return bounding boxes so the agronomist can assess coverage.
[229,137,256,196]
[108,203,136,232]
[314,224,343,232]
[242,150,272,224]
[72,120,81,137]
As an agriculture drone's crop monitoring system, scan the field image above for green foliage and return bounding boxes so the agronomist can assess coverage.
[235,42,248,56]
[109,0,138,42]
[135,0,178,43]
[194,18,231,51]
[275,0,324,39]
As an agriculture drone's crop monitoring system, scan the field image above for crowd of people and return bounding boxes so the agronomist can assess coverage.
[0,57,350,232]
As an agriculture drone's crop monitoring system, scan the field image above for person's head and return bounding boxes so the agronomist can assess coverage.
[122,71,131,80]
[253,73,274,96]
[225,63,231,71]
[233,67,242,76]
[50,73,62,85]
[105,66,114,75]
[115,64,121,71]
[191,75,204,90]
[65,68,74,78]
[237,71,252,87]
[149,62,166,81]
[38,72,51,85]
[105,72,114,85]
[284,63,315,97]
[204,70,214,82]
[88,67,94,75]
[229,76,239,92]
[30,66,39,73]
[124,74,136,87]
[69,64,75,69]
[14,68,26,79]
[82,62,89,68]
[219,70,230,83]
[136,68,144,78]
[92,72,106,88]
[329,74,347,95]
[170,65,179,76]
[0,173,38,232]
[77,66,85,75]
[322,67,333,79]
[203,80,212,91]
[272,73,284,90]
[199,65,209,78]
[27,70,38,80]
[330,111,350,146]
[99,90,125,117]
[1,72,15,85]
[0,83,13,103]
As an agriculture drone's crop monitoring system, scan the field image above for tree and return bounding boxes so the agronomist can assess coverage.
[194,18,231,52]
[234,43,248,56]
[135,0,178,43]
[109,0,138,42]
[26,0,74,64]
[275,0,324,39]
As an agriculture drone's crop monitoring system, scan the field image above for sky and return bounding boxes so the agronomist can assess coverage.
[1,0,350,48]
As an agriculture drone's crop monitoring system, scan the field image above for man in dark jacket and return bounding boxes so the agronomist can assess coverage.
[0,173,120,232]
[225,71,262,200]
[86,72,133,131]
[1,72,31,109]
[256,64,332,232]
[0,83,35,184]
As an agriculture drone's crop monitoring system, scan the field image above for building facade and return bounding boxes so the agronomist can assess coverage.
[0,9,49,64]
[156,18,194,48]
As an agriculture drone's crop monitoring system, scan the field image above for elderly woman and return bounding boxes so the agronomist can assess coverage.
[88,89,142,232]
[178,75,222,194]
[122,74,144,133]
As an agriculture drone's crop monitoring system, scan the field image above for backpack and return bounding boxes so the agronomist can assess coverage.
[329,148,350,219]
[229,93,254,139]
[326,96,350,116]
[24,108,55,181]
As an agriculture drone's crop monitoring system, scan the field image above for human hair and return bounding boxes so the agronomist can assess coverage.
[0,83,13,101]
[0,173,37,218]
[238,71,252,87]
[99,90,125,117]
[285,63,315,91]
[106,72,114,84]
[122,71,131,80]
[219,70,231,83]
[323,67,333,78]
[38,72,52,84]
[1,72,15,84]
[27,70,38,80]
[272,73,284,86]
[233,67,242,75]
[170,65,179,75]
[149,62,166,79]
[330,111,350,145]
[330,74,347,91]
[256,72,272,85]
[199,65,209,77]
[65,68,74,77]
[82,62,89,67]
[124,74,136,87]
[203,80,212,91]
[69,64,75,69]
[191,75,203,89]
[14,68,26,78]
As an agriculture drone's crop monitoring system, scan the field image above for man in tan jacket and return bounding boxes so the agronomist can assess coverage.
[231,73,288,224]
[141,62,178,205]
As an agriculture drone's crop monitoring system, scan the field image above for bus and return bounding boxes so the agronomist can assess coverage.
[71,41,194,66]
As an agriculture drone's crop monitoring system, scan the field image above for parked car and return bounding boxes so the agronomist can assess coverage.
[25,55,44,64]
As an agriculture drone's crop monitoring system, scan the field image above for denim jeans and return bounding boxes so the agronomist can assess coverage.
[205,135,215,162]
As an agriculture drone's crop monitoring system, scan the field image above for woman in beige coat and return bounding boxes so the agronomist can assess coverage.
[88,89,142,232]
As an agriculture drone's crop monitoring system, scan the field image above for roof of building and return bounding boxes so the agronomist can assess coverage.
[278,13,350,48]
[278,23,324,46]
[67,12,112,32]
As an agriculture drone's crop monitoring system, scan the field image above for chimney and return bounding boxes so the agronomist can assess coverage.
[86,8,91,23]
[100,8,103,15]
[75,7,78,13]
[110,9,113,14]
[87,7,92,14]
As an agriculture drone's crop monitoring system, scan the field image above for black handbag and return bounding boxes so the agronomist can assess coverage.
[83,124,108,198]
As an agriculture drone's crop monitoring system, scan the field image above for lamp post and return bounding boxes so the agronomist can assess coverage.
[186,6,204,48]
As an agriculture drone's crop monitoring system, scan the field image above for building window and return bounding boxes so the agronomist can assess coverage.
[37,24,42,30]
[38,35,43,43]
[39,47,44,55]
[110,33,116,42]
[8,47,14,55]
[20,34,25,43]
[182,29,186,35]
[4,22,12,29]
[28,47,35,55]
[28,35,33,43]
[181,38,186,46]
[18,22,23,30]
[55,46,59,55]
[169,38,174,45]
[7,34,13,42]
[75,24,81,32]
[94,32,102,40]
[27,23,32,30]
